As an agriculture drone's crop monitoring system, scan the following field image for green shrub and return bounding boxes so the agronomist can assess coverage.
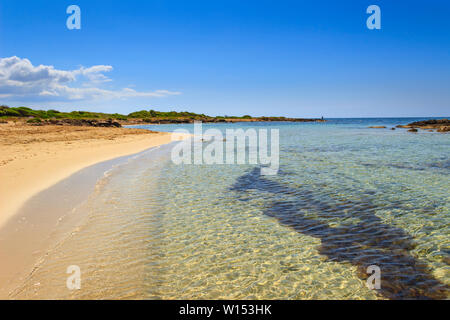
[15,107,35,116]
[27,118,42,124]
[0,108,21,117]
[128,110,151,118]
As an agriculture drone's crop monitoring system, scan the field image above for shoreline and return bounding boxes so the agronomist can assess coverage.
[0,119,448,299]
[0,125,184,229]
[0,124,187,298]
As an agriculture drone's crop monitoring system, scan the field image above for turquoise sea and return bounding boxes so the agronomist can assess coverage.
[11,118,450,299]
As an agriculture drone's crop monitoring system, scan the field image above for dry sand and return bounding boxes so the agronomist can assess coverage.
[0,122,179,228]
[0,122,190,298]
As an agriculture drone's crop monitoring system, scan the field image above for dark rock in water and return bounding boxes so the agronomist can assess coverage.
[397,118,450,133]
[407,119,450,127]
[408,128,418,132]
[369,126,386,129]
[391,128,395,130]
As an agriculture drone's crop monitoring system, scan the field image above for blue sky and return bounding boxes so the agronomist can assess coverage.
[0,0,449,117]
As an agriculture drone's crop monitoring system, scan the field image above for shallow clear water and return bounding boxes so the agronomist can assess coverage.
[12,119,450,299]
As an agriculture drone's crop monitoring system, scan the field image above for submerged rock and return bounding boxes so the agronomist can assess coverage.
[369,126,387,128]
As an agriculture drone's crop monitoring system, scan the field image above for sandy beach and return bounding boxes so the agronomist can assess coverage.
[0,122,189,298]
[0,123,177,229]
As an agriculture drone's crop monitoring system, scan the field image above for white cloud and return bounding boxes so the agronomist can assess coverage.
[0,56,181,101]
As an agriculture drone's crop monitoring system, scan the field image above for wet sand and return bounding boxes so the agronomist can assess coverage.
[0,123,186,298]
[0,123,177,228]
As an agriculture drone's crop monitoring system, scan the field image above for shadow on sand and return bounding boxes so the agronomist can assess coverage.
[231,167,449,300]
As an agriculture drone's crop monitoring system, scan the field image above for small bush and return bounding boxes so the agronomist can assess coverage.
[27,118,42,124]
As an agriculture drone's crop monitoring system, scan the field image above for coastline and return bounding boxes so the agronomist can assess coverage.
[0,124,189,298]
[0,124,183,229]
[0,119,448,299]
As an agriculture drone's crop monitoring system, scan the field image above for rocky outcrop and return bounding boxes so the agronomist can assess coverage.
[25,116,326,127]
[437,126,450,132]
[369,126,386,128]
[125,117,326,125]
[404,119,450,127]
[396,119,449,133]
[29,118,122,127]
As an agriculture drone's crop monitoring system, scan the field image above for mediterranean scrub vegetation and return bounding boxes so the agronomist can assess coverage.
[0,105,249,122]
[0,105,323,124]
